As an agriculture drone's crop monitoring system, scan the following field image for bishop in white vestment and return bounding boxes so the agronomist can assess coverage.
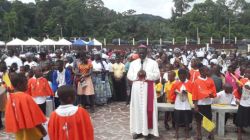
[127,45,160,138]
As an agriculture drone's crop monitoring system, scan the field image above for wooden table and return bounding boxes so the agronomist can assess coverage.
[157,103,238,137]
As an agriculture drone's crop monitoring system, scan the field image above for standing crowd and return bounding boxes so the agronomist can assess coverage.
[0,46,249,140]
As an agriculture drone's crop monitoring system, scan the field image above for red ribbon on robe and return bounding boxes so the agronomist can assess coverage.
[147,80,154,129]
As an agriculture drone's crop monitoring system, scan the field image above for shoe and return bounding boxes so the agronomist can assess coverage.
[208,135,214,140]
[0,125,4,130]
[90,107,95,113]
[144,134,153,140]
[132,134,143,139]
[165,124,170,130]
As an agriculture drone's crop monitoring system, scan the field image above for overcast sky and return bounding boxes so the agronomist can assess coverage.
[18,0,250,19]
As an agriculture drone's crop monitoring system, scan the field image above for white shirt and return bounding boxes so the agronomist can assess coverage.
[33,96,47,104]
[57,69,66,87]
[24,61,38,68]
[170,55,188,66]
[65,62,73,68]
[213,90,236,105]
[240,81,250,107]
[175,83,191,110]
[163,73,168,81]
[107,62,113,72]
[201,58,209,66]
[92,60,108,71]
[4,56,23,69]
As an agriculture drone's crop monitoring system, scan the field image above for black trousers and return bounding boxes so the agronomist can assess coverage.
[77,95,95,107]
[38,102,46,115]
[0,111,3,128]
[54,97,60,109]
[113,77,127,101]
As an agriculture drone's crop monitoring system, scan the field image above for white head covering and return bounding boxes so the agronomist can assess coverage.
[210,59,218,65]
[196,51,205,58]
[102,53,109,59]
[174,48,181,53]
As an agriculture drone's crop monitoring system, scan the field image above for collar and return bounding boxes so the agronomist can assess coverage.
[58,69,65,74]
[191,68,199,72]
[198,76,207,81]
[55,104,78,117]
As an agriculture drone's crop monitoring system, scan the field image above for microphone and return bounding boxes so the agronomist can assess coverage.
[141,59,143,70]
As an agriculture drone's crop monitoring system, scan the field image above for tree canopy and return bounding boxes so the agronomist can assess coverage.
[0,0,250,44]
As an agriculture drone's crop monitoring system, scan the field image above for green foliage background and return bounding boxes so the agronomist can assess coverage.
[0,0,250,44]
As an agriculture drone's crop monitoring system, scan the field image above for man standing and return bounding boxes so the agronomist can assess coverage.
[4,49,23,71]
[127,45,160,139]
[112,56,126,101]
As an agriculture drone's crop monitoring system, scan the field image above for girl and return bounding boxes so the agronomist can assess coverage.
[76,54,95,112]
[236,67,250,140]
[169,69,193,139]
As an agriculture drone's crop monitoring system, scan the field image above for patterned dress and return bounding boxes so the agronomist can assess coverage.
[77,63,95,96]
[92,60,112,104]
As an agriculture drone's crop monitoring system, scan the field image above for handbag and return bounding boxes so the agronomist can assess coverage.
[80,80,88,88]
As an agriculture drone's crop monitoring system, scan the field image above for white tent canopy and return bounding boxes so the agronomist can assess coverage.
[89,38,102,46]
[40,38,56,46]
[6,38,25,46]
[24,38,41,46]
[55,38,72,46]
[0,41,5,46]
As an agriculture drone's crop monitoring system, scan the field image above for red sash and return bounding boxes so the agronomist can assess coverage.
[147,81,154,129]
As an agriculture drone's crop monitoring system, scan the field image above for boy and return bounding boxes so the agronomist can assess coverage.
[26,66,54,114]
[164,71,176,130]
[5,73,47,140]
[192,65,217,140]
[213,83,237,125]
[52,60,72,108]
[213,83,236,105]
[169,69,193,139]
[189,58,200,83]
[48,85,94,140]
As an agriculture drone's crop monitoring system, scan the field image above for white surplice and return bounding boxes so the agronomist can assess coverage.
[127,58,160,137]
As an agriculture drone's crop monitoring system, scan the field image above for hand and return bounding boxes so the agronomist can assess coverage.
[245,85,250,90]
[182,90,188,94]
[236,99,240,105]
[174,90,181,94]
[208,93,214,98]
[137,70,146,79]
[194,105,199,112]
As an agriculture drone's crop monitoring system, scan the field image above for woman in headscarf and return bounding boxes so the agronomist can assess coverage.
[92,52,112,105]
[76,54,95,112]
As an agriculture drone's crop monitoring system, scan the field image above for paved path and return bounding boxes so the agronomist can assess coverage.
[1,102,249,140]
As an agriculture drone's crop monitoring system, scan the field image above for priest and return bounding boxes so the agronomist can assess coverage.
[127,45,160,139]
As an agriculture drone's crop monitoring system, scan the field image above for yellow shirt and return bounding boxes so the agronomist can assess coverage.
[155,83,163,98]
[112,63,125,79]
[164,80,176,103]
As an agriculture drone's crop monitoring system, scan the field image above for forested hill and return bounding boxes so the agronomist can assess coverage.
[0,0,250,44]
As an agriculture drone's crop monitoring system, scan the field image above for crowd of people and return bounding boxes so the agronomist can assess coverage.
[0,45,249,140]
